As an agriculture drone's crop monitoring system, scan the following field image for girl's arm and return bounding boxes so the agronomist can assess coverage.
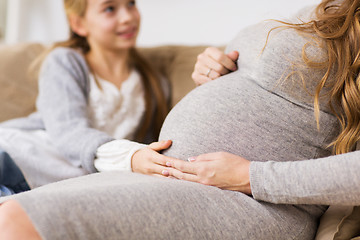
[164,151,360,206]
[94,139,179,177]
[36,48,114,173]
[94,139,147,172]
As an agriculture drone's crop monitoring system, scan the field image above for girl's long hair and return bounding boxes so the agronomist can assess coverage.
[32,0,169,142]
[274,0,360,154]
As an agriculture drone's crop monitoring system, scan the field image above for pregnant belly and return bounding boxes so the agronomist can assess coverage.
[159,73,332,162]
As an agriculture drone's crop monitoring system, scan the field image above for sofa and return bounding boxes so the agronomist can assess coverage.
[0,43,359,239]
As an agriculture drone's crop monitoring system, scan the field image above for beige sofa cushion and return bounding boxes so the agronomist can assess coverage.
[316,206,360,240]
[316,141,360,240]
[0,43,45,122]
[0,44,211,122]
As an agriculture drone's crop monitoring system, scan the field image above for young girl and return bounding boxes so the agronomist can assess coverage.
[0,0,174,195]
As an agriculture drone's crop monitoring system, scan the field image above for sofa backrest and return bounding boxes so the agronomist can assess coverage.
[0,43,214,123]
[0,43,45,122]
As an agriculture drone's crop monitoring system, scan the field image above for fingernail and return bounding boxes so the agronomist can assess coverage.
[166,161,172,167]
[187,157,196,162]
[162,170,169,176]
[232,66,237,71]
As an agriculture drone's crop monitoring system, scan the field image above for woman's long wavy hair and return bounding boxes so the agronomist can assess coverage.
[33,0,169,142]
[274,0,360,154]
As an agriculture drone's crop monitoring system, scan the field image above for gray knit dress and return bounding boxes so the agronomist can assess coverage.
[2,9,356,240]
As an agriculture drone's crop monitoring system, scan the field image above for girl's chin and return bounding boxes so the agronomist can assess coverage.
[110,43,137,51]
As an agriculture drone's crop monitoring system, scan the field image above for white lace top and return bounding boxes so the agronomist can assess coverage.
[89,70,147,172]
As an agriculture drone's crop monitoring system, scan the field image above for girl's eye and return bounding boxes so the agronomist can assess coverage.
[128,0,136,7]
[104,6,115,13]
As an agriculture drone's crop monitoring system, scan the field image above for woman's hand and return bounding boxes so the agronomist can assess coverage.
[163,152,252,194]
[131,140,178,177]
[192,47,239,86]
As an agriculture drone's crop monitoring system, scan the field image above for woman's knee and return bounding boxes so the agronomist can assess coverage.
[0,200,42,240]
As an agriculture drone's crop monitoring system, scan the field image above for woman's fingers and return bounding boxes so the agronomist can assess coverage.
[205,47,238,72]
[227,50,239,63]
[166,159,196,173]
[145,161,170,175]
[192,47,239,86]
[192,56,224,85]
[191,72,210,86]
[197,53,229,76]
[163,167,198,182]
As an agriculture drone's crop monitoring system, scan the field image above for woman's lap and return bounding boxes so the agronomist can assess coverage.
[8,172,317,240]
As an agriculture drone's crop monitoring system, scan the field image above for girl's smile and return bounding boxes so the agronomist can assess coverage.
[116,26,138,39]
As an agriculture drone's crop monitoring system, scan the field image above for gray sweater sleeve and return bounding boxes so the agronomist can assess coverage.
[36,48,114,173]
[250,151,360,205]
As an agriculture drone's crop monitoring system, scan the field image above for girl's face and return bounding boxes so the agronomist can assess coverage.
[75,0,141,51]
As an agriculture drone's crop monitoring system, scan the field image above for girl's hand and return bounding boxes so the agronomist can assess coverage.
[192,47,239,86]
[131,140,178,177]
[163,152,252,194]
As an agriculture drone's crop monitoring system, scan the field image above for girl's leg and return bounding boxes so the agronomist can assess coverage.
[0,200,41,240]
[0,149,30,195]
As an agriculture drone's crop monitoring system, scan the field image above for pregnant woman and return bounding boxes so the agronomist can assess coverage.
[1,0,360,239]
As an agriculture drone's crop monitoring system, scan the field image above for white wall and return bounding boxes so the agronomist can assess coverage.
[137,0,321,46]
[5,0,68,44]
[0,0,7,39]
[5,0,321,46]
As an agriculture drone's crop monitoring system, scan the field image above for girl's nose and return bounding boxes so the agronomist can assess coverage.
[117,8,134,23]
